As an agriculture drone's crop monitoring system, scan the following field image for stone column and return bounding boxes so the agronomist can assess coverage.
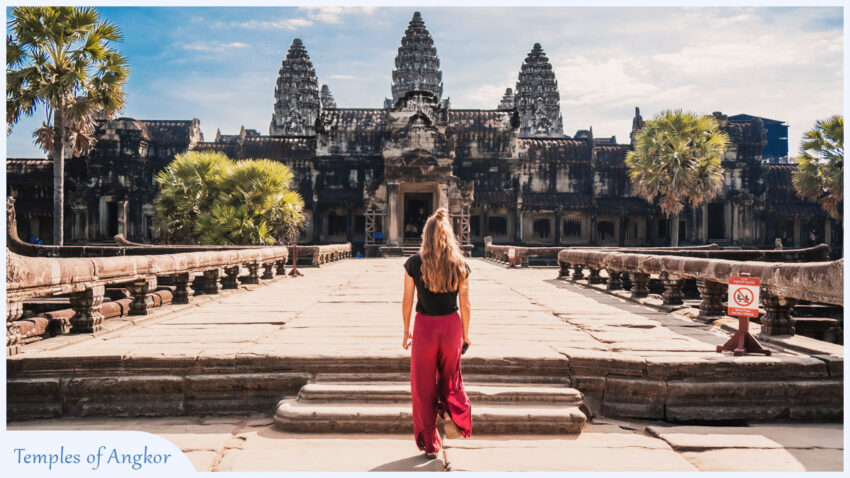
[386,182,399,246]
[221,266,240,289]
[621,272,632,291]
[587,268,604,284]
[276,259,287,275]
[347,208,353,243]
[242,262,261,284]
[696,279,726,319]
[558,261,571,279]
[630,272,650,298]
[482,204,489,237]
[70,285,105,332]
[172,272,192,304]
[129,277,157,316]
[606,269,622,290]
[312,207,321,243]
[661,273,684,306]
[262,262,276,280]
[618,214,625,246]
[554,209,562,245]
[203,269,222,295]
[571,264,584,281]
[589,212,597,245]
[761,290,796,336]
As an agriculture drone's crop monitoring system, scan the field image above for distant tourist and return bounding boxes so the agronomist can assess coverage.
[809,229,819,245]
[401,207,472,458]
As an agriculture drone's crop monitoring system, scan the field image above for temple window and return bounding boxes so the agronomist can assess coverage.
[488,216,508,237]
[327,212,347,239]
[533,218,551,239]
[563,217,582,240]
[470,215,480,237]
[624,217,640,242]
[597,220,615,242]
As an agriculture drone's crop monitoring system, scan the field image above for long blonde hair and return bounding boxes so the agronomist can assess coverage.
[420,208,468,293]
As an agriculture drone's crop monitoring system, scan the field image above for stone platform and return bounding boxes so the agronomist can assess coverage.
[7,258,843,422]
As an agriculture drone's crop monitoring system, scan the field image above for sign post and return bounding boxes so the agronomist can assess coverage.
[507,247,517,269]
[716,274,771,356]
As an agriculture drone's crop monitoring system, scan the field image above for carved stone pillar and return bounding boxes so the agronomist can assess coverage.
[7,299,23,355]
[606,269,622,290]
[386,182,399,246]
[558,261,571,279]
[630,272,650,298]
[588,268,604,284]
[571,264,584,281]
[621,272,633,291]
[173,272,191,304]
[242,262,261,284]
[203,269,221,295]
[262,262,276,280]
[221,266,240,289]
[761,291,797,336]
[276,259,287,276]
[129,277,157,316]
[661,273,684,306]
[696,279,726,318]
[70,285,105,332]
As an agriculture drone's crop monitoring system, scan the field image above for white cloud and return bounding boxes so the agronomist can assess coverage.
[224,17,314,30]
[181,41,250,52]
[298,7,377,24]
[329,74,357,80]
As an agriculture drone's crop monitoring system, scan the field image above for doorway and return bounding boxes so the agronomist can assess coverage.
[403,193,432,240]
[707,203,725,240]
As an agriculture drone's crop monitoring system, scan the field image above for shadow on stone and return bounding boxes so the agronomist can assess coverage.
[369,454,444,471]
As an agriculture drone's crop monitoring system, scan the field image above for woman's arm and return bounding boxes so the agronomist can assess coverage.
[402,271,415,349]
[458,275,471,346]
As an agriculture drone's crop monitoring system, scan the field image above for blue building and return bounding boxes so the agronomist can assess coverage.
[729,114,789,163]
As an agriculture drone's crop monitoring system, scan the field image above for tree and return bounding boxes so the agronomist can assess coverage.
[626,110,730,246]
[792,115,843,221]
[7,6,129,245]
[154,152,306,245]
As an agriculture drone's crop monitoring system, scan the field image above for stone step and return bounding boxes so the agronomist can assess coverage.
[274,381,587,434]
[298,382,583,405]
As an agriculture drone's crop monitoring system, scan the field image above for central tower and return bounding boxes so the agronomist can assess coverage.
[390,11,443,106]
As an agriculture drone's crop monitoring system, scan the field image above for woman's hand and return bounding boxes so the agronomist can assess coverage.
[463,335,471,347]
[403,330,412,350]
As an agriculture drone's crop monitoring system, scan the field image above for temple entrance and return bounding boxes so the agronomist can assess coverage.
[403,193,432,239]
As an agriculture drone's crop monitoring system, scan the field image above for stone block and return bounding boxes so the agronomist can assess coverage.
[184,372,311,414]
[665,379,788,421]
[62,375,185,417]
[6,377,63,420]
[603,376,666,419]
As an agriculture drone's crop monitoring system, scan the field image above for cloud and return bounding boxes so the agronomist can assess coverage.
[181,41,250,52]
[223,17,314,30]
[329,74,357,80]
[298,7,376,24]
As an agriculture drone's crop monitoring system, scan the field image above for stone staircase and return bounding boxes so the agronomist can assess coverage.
[402,239,422,256]
[274,381,587,434]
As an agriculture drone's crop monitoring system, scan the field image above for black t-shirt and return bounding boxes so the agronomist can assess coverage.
[403,253,470,316]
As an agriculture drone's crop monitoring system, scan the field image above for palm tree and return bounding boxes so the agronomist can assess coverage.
[7,6,129,245]
[792,115,843,220]
[153,151,233,244]
[626,110,730,246]
[154,153,305,245]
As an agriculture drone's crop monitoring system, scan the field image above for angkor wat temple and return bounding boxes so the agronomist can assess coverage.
[6,12,842,256]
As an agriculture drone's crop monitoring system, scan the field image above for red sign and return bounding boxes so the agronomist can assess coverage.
[727,275,760,318]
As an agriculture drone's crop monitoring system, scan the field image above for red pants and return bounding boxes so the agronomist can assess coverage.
[410,311,472,453]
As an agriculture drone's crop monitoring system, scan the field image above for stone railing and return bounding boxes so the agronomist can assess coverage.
[6,244,289,356]
[484,235,720,267]
[115,235,351,267]
[557,248,842,336]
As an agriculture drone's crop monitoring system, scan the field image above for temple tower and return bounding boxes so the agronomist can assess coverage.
[630,106,645,145]
[498,88,515,110]
[390,12,443,106]
[515,43,564,138]
[270,38,320,136]
[320,84,337,109]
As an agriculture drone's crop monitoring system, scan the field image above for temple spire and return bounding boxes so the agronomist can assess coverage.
[514,43,564,138]
[320,84,337,109]
[390,11,443,105]
[270,38,320,136]
[497,88,515,110]
[630,106,645,145]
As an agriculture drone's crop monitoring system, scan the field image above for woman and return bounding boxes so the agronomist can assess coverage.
[402,208,472,459]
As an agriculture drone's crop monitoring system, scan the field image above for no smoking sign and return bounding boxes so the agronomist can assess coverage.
[728,275,760,318]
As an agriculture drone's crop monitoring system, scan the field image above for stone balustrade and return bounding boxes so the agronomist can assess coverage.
[293,244,353,267]
[6,244,289,356]
[557,248,843,337]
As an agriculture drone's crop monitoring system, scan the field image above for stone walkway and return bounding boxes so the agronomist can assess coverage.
[16,257,788,361]
[9,258,843,471]
[8,416,842,471]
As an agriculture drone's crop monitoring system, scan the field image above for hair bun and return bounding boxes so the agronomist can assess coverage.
[434,208,447,220]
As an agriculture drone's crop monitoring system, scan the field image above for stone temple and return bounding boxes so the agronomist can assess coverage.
[5,12,842,256]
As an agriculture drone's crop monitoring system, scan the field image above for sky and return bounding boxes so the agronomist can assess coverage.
[5,6,844,158]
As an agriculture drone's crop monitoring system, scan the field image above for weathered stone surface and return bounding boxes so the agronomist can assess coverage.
[681,449,843,472]
[62,375,185,417]
[603,376,666,419]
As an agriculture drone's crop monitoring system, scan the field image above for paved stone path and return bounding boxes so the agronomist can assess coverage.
[10,258,843,471]
[9,416,842,471]
[19,257,766,361]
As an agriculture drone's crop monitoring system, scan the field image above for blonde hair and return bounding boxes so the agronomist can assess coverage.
[419,208,468,293]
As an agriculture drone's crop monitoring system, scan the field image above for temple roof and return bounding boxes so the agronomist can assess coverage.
[320,84,337,110]
[270,38,320,136]
[518,138,591,162]
[391,11,442,104]
[761,163,796,189]
[523,192,592,209]
[594,144,631,164]
[515,43,564,138]
[6,159,52,180]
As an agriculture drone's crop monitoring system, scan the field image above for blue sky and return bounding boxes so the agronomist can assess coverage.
[5,6,843,157]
